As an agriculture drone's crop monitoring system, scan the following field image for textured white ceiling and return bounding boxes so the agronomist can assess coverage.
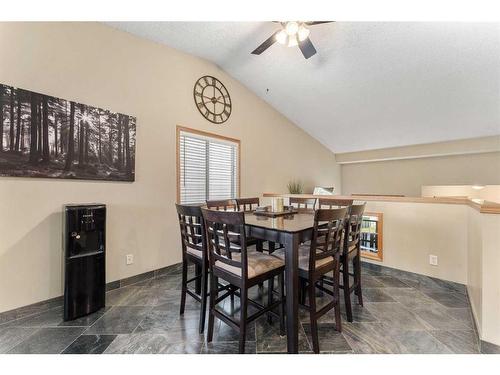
[106,22,500,153]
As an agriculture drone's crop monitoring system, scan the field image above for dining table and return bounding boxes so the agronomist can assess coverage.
[244,211,315,354]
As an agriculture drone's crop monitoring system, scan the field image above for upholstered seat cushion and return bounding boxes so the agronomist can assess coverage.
[214,251,284,279]
[272,245,334,272]
[186,247,203,259]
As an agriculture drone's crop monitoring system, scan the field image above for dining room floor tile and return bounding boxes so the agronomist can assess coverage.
[0,262,480,354]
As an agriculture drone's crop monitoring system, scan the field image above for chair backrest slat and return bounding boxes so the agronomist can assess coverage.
[318,198,353,209]
[290,197,317,211]
[206,199,236,211]
[236,197,260,212]
[306,207,348,272]
[201,208,249,280]
[175,203,207,259]
[344,203,366,255]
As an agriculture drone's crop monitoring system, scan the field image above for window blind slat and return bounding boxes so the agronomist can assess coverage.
[179,130,238,204]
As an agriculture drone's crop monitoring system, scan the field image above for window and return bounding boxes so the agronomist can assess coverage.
[177,126,240,204]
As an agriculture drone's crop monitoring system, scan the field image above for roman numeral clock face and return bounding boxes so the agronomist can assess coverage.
[193,76,232,124]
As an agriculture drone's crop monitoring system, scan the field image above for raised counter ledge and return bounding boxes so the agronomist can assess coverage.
[262,193,500,214]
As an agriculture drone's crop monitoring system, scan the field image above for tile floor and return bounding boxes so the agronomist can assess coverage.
[0,262,480,354]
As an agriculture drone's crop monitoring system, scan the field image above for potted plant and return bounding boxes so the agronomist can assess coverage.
[287,180,303,194]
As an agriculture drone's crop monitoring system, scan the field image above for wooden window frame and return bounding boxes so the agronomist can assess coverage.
[360,211,384,262]
[176,125,241,204]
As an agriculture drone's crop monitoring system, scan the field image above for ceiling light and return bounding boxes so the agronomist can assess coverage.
[276,29,287,45]
[287,35,298,47]
[297,24,310,41]
[285,21,299,36]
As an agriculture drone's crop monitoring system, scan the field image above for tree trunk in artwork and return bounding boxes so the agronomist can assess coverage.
[117,114,123,170]
[98,111,102,163]
[9,87,15,151]
[108,113,113,164]
[78,104,85,167]
[29,93,38,163]
[20,118,25,151]
[53,113,58,157]
[42,96,49,163]
[84,122,89,163]
[78,120,85,167]
[64,101,75,171]
[123,115,132,178]
[14,95,21,151]
[37,102,42,156]
[0,86,4,152]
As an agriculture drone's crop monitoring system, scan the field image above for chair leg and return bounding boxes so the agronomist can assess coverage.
[180,258,188,315]
[268,241,276,254]
[278,272,285,336]
[256,240,263,252]
[198,263,208,334]
[355,255,363,306]
[194,264,202,295]
[257,240,265,292]
[343,260,353,322]
[267,276,274,324]
[299,278,307,305]
[239,286,248,354]
[308,277,320,354]
[333,268,342,333]
[207,275,218,343]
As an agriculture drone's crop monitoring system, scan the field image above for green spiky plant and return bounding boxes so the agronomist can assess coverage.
[287,180,303,194]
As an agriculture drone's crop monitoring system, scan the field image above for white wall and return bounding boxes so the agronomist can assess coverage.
[0,22,341,313]
[361,201,468,284]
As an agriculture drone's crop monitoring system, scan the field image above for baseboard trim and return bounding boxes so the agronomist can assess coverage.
[0,262,182,326]
[480,340,500,354]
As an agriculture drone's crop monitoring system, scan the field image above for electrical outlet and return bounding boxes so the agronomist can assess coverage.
[126,254,134,265]
[429,255,438,266]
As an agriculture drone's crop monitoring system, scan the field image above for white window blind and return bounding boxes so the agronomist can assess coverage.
[179,130,239,204]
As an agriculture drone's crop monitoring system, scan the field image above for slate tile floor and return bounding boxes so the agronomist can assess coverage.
[0,263,480,354]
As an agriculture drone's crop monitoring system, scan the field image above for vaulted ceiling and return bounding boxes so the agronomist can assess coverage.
[106,22,500,153]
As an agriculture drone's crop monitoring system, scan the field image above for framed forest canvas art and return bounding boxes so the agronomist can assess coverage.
[0,83,136,181]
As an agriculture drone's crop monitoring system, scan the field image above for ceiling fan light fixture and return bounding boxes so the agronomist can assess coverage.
[285,21,299,36]
[276,29,288,45]
[287,35,298,47]
[297,24,310,41]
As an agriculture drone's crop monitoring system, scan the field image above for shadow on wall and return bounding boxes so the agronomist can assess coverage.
[0,212,63,312]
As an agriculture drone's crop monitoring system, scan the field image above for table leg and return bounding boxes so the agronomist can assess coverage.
[284,232,299,353]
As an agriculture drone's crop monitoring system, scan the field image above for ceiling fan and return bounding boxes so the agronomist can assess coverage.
[251,21,332,59]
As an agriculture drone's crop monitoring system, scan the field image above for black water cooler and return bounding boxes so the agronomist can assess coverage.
[63,204,106,321]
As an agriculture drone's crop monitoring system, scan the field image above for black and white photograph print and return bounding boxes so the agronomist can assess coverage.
[0,83,136,181]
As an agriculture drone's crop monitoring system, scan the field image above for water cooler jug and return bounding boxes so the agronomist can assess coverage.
[63,204,106,321]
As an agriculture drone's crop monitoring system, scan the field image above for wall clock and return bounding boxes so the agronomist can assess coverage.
[193,75,232,124]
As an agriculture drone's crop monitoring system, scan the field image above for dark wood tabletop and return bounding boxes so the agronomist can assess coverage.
[244,212,315,233]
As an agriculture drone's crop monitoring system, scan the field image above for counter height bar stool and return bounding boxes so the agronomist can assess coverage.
[176,204,236,334]
[236,197,281,254]
[175,204,210,334]
[271,207,347,353]
[289,197,317,212]
[318,198,353,209]
[322,203,366,322]
[202,208,286,354]
[206,199,237,211]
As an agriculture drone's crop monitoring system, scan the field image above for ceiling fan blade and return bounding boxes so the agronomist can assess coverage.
[305,21,333,26]
[251,30,280,55]
[298,37,317,59]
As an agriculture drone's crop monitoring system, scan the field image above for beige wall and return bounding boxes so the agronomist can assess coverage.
[361,201,468,284]
[0,22,341,313]
[466,209,500,345]
[341,152,500,197]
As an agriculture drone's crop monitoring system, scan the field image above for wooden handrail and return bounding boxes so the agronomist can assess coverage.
[262,193,500,214]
